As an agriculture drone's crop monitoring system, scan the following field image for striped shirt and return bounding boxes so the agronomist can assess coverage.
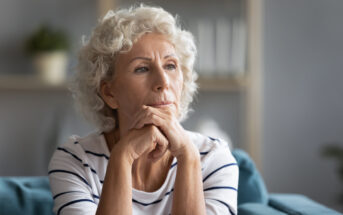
[48,130,238,215]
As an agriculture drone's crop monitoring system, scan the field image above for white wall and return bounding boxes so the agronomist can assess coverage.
[0,0,242,176]
[0,90,94,176]
[0,0,98,175]
[1,0,342,212]
[0,0,97,76]
[262,0,343,211]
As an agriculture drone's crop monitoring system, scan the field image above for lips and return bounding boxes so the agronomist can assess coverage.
[147,101,173,107]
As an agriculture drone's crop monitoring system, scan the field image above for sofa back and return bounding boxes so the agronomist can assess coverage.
[0,176,54,215]
[232,149,269,205]
[0,149,267,214]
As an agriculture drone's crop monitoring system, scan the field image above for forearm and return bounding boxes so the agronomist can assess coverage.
[172,145,206,215]
[96,146,133,215]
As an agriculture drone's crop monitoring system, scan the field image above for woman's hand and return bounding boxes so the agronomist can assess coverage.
[129,105,195,158]
[114,125,169,164]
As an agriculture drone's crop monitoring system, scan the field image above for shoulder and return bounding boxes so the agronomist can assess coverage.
[48,131,106,171]
[186,131,239,214]
[186,130,235,160]
[185,130,238,178]
[48,132,102,214]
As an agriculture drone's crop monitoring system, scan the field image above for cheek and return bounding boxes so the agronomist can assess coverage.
[175,72,184,98]
[118,92,143,110]
[115,84,144,111]
[171,72,184,111]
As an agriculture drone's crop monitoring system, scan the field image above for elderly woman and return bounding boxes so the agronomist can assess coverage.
[49,5,238,215]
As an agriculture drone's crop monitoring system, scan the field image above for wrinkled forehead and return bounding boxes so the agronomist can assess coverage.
[118,33,177,61]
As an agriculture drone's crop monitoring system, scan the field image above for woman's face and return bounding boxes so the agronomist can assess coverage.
[104,33,183,130]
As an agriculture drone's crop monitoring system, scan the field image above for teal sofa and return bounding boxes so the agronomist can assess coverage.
[0,149,341,215]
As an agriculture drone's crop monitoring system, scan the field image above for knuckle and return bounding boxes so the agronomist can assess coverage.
[147,125,154,131]
[151,125,159,132]
[151,114,157,121]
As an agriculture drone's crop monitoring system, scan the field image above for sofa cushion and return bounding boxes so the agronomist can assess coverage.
[238,202,287,215]
[232,149,269,205]
[0,176,54,215]
[269,194,342,215]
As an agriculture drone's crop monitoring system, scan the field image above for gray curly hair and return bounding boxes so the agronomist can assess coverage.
[71,5,198,132]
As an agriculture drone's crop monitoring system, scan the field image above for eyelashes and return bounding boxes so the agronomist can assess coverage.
[165,64,176,70]
[134,66,149,73]
[134,63,177,73]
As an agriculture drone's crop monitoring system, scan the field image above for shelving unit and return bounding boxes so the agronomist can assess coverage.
[197,75,248,92]
[245,0,263,171]
[0,0,263,171]
[0,75,69,91]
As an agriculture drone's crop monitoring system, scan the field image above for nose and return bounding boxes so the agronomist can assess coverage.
[152,65,170,92]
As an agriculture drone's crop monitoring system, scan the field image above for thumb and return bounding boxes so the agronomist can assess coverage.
[149,129,169,161]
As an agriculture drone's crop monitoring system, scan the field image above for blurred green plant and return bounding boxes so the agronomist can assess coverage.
[322,144,343,203]
[25,25,70,55]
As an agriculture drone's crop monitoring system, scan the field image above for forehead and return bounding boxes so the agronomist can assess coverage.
[118,33,176,61]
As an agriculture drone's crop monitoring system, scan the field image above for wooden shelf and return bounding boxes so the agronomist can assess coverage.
[0,75,69,91]
[197,75,248,92]
[0,74,249,92]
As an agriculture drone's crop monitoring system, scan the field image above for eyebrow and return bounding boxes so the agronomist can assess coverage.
[129,54,177,64]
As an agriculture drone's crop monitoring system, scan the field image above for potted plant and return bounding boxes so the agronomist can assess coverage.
[322,143,343,203]
[25,25,70,85]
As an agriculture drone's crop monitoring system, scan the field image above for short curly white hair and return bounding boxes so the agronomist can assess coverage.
[71,4,198,132]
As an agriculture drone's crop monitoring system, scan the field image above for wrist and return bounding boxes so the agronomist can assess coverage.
[111,141,135,166]
[176,142,200,163]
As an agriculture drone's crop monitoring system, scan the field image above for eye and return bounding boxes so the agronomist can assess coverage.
[165,63,176,70]
[134,66,149,73]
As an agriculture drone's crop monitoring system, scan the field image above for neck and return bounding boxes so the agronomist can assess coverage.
[104,129,173,192]
[132,151,173,192]
[104,129,120,152]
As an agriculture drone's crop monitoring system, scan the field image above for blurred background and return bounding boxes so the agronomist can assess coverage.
[0,0,342,212]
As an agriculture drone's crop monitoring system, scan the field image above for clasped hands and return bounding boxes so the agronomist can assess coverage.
[115,105,194,164]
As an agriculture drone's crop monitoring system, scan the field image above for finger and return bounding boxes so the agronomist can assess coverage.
[149,143,167,162]
[135,113,164,129]
[129,106,149,129]
[149,127,169,160]
[133,107,170,129]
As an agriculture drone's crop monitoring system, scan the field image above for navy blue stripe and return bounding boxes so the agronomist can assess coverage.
[53,191,99,200]
[57,147,82,163]
[83,163,98,174]
[57,199,95,215]
[200,151,209,155]
[57,147,100,177]
[210,199,235,215]
[208,136,220,142]
[169,151,208,169]
[170,162,177,169]
[165,188,174,196]
[53,191,79,199]
[132,198,163,206]
[203,163,238,182]
[85,150,109,160]
[204,186,237,192]
[48,169,91,188]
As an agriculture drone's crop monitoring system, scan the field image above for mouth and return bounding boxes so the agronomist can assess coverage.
[147,101,174,108]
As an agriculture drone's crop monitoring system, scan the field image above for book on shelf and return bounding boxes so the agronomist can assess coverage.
[190,17,246,78]
[230,18,246,75]
[215,18,232,76]
[197,19,216,77]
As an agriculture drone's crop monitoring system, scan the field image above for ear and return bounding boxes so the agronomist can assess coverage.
[100,81,119,109]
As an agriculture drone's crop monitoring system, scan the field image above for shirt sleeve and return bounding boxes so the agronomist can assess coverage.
[48,139,98,215]
[202,139,239,215]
